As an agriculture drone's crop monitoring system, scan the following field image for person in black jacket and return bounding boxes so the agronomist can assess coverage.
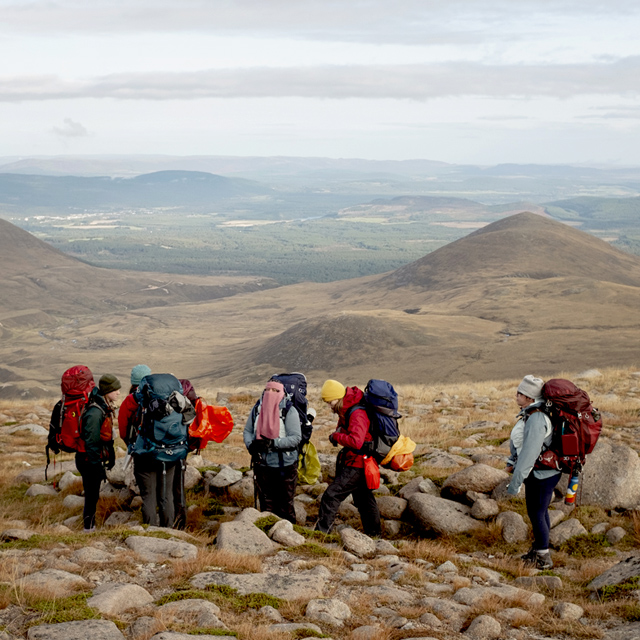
[76,373,121,532]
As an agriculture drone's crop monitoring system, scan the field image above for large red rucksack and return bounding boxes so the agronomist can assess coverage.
[47,366,95,456]
[533,378,603,473]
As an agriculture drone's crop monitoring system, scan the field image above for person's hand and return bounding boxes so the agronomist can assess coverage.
[249,438,273,455]
[505,464,514,474]
[329,433,339,447]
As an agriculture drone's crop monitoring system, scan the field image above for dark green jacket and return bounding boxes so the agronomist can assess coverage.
[81,387,110,466]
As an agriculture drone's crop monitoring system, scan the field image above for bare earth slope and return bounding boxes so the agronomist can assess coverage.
[1,211,640,396]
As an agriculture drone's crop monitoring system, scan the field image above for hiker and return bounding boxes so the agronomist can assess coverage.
[76,373,121,532]
[173,378,199,530]
[506,375,562,569]
[315,380,381,537]
[118,364,152,445]
[243,379,301,523]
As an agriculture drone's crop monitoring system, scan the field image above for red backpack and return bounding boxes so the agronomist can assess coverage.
[47,366,95,455]
[534,378,603,473]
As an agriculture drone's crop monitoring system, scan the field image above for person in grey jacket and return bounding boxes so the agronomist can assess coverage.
[506,375,561,569]
[244,380,301,523]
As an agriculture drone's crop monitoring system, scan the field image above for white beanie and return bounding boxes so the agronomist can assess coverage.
[517,375,544,401]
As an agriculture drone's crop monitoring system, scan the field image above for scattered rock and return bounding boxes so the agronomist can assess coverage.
[214,520,279,555]
[496,511,529,543]
[409,494,482,535]
[339,527,377,558]
[549,518,588,547]
[125,536,197,562]
[26,619,126,640]
[553,601,584,620]
[88,583,154,615]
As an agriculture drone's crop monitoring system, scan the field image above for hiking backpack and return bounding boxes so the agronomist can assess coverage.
[269,372,313,447]
[347,379,402,466]
[131,373,190,463]
[533,378,603,474]
[47,365,95,456]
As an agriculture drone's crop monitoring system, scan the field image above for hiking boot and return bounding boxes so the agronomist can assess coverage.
[521,549,553,569]
[533,550,553,570]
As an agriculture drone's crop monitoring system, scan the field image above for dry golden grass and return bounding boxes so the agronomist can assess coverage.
[169,548,262,583]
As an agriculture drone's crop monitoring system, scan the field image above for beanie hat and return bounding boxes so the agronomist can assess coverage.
[130,364,152,387]
[517,375,544,401]
[99,373,121,395]
[321,379,346,402]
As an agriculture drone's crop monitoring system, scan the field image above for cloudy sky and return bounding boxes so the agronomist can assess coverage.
[2,0,640,165]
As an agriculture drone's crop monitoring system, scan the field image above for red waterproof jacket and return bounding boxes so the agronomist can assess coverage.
[118,393,139,443]
[331,386,373,469]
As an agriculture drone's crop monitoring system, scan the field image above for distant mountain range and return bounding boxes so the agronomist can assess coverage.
[0,170,270,209]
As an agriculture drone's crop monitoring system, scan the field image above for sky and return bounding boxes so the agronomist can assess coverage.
[1,0,640,166]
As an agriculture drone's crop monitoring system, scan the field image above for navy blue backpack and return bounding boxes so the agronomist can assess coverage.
[269,372,313,447]
[347,379,401,463]
[132,373,189,463]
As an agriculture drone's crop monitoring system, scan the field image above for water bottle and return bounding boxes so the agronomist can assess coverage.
[565,470,580,505]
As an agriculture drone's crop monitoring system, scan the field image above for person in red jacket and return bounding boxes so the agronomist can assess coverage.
[315,379,381,536]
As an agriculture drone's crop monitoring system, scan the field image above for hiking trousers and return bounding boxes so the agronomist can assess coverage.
[524,472,561,550]
[254,462,298,524]
[133,455,178,527]
[173,457,188,530]
[75,454,103,530]
[316,464,381,536]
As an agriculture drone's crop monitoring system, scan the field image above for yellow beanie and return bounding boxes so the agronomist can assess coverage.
[321,379,346,402]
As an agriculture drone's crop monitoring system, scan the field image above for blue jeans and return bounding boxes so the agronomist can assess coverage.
[524,473,561,550]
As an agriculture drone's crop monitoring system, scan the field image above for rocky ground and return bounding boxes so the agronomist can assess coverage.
[2,369,640,640]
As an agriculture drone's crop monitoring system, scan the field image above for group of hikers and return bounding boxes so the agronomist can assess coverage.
[48,365,595,571]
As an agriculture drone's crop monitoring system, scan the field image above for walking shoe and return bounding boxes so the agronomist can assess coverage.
[520,548,537,563]
[83,527,96,534]
[521,549,553,569]
[533,550,553,570]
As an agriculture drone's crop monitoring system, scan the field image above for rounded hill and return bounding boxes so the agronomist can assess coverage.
[255,313,434,372]
[377,212,640,290]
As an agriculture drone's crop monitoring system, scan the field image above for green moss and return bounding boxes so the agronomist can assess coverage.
[198,465,222,473]
[203,585,283,612]
[253,515,279,532]
[285,542,331,557]
[189,630,238,637]
[26,593,99,626]
[202,497,225,517]
[559,534,614,558]
[292,525,340,545]
[156,589,214,605]
[599,577,640,601]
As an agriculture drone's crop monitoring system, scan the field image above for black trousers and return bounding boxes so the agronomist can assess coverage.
[133,455,178,527]
[254,463,298,524]
[524,473,562,550]
[316,463,381,536]
[75,454,103,530]
[173,458,187,530]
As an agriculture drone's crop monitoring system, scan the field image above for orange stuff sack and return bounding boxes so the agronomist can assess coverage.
[189,400,234,447]
[389,452,414,472]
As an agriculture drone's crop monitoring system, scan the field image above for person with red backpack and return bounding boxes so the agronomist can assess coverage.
[76,373,121,532]
[315,379,381,537]
[506,375,561,569]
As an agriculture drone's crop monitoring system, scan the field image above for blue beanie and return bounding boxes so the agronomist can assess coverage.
[130,364,152,387]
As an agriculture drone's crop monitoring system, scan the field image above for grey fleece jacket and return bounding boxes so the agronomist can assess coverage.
[507,401,561,495]
[243,397,301,468]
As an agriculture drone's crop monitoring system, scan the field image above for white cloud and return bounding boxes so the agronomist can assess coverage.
[51,118,89,138]
[2,58,639,102]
